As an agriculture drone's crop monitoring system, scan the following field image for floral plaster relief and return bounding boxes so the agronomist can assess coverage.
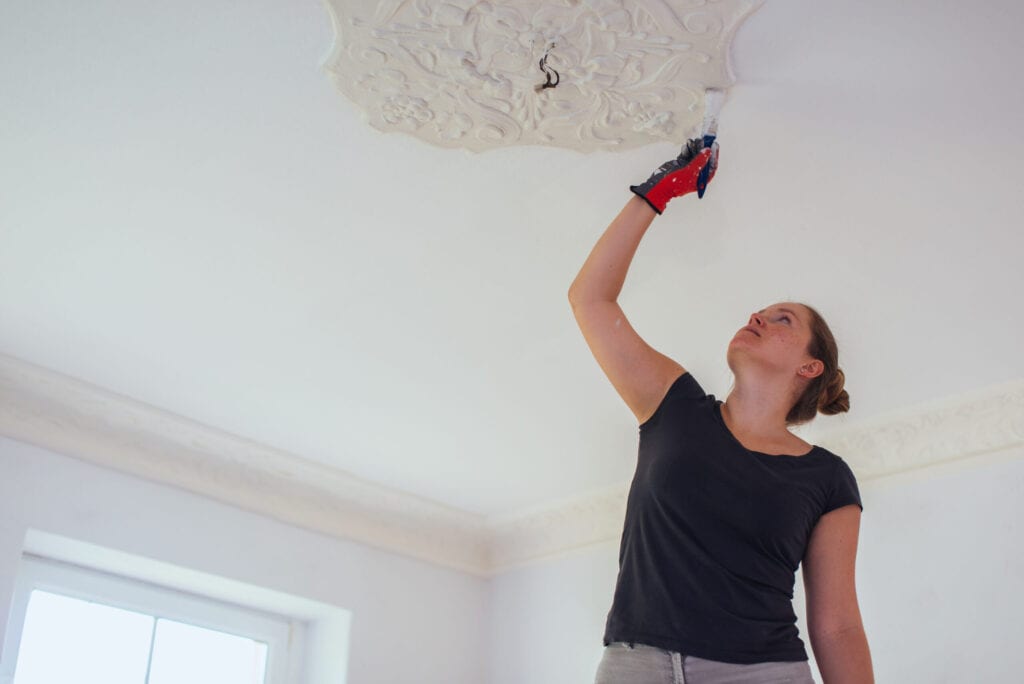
[323,0,764,152]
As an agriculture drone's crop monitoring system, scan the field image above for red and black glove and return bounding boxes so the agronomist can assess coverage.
[629,138,720,214]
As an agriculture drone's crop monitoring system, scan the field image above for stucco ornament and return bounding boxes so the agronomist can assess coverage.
[323,0,764,152]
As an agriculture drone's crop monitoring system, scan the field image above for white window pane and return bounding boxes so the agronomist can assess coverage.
[147,618,267,684]
[13,590,153,684]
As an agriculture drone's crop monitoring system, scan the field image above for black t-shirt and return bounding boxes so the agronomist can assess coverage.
[603,372,863,664]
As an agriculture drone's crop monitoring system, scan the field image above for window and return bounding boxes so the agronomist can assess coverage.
[2,556,294,683]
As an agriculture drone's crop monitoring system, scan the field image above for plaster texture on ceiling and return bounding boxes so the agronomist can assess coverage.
[323,0,763,151]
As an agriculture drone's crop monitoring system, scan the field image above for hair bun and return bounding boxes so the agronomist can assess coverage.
[819,368,850,415]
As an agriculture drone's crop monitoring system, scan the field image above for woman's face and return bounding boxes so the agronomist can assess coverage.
[727,302,820,377]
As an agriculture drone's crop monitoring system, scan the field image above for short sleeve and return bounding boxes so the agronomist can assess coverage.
[823,456,864,514]
[640,372,707,429]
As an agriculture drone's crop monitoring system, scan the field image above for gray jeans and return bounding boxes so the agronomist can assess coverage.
[595,642,815,684]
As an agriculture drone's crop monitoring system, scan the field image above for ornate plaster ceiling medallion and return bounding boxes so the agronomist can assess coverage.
[323,0,764,152]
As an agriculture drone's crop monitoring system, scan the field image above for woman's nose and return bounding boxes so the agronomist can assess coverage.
[749,313,764,326]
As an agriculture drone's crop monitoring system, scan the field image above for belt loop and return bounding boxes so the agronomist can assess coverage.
[671,651,685,683]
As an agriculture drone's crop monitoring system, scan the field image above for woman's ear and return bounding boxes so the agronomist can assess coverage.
[798,360,825,379]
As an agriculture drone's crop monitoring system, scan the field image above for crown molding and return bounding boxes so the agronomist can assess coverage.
[2,353,1022,577]
[322,0,764,152]
[484,485,628,573]
[0,354,489,575]
[808,380,1024,479]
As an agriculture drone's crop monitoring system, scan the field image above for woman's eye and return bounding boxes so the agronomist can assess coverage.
[780,316,790,323]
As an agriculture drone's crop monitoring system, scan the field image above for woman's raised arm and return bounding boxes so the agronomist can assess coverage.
[568,144,716,424]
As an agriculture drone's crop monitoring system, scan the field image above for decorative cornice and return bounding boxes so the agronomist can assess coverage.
[485,485,628,572]
[2,353,1022,576]
[809,380,1024,479]
[322,0,764,152]
[0,354,489,575]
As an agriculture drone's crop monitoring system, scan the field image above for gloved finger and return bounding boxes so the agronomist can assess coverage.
[678,138,704,164]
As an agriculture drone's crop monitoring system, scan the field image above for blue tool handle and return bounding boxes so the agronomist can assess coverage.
[696,134,716,199]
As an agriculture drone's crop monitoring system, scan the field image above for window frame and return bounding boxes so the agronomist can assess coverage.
[1,554,297,684]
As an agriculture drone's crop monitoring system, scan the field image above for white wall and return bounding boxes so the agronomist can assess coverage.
[487,543,617,684]
[487,449,1024,683]
[0,437,487,684]
[6,434,1023,683]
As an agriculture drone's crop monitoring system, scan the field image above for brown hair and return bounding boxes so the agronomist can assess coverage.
[787,304,850,425]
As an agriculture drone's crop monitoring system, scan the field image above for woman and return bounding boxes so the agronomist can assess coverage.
[568,142,874,684]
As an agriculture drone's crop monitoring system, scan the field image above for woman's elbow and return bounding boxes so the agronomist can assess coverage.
[568,279,584,307]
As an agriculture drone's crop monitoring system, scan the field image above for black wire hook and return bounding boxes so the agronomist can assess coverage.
[535,43,559,92]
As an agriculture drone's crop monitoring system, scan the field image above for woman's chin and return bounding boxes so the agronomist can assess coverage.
[726,341,760,367]
[728,337,753,351]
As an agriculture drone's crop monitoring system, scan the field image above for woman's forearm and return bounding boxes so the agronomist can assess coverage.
[568,195,658,306]
[810,625,875,684]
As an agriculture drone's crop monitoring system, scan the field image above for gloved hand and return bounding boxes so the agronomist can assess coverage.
[629,138,720,214]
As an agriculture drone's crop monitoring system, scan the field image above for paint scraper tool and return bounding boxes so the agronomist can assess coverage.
[696,88,725,199]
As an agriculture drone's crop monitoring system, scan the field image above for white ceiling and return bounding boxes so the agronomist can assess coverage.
[2,0,1022,518]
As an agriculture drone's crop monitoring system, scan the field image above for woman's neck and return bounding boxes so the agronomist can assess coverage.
[722,379,794,440]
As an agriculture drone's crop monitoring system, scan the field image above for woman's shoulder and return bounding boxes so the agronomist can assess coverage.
[669,371,708,397]
[660,371,716,407]
[640,372,714,428]
[808,443,843,461]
